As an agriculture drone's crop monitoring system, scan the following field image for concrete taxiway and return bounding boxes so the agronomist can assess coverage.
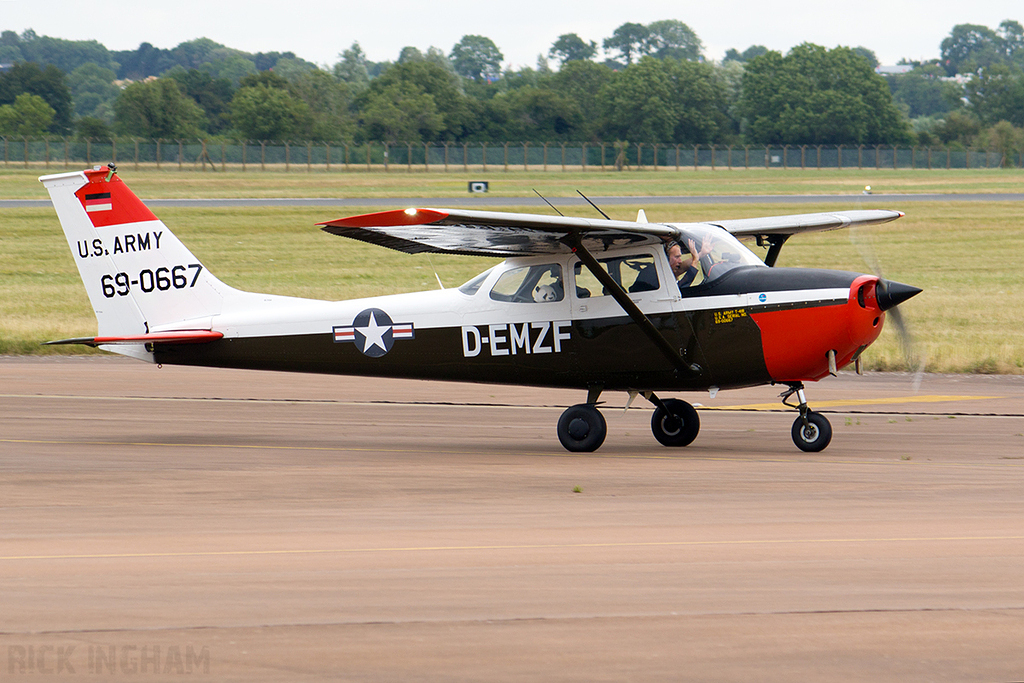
[2,357,1023,681]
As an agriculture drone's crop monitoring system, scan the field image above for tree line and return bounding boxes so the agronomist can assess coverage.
[1,21,1023,157]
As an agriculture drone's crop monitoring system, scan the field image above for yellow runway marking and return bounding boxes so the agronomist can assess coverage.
[3,535,1023,562]
[702,395,999,411]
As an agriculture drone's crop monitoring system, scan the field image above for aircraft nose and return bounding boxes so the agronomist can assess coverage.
[876,279,922,311]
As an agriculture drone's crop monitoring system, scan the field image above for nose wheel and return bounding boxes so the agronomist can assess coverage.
[792,411,832,451]
[781,383,832,452]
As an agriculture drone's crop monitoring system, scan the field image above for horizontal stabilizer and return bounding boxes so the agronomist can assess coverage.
[44,330,223,347]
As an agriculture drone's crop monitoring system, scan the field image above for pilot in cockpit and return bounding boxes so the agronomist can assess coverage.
[667,235,712,289]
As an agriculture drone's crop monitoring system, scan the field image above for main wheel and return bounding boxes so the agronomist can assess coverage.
[791,411,832,452]
[557,404,607,452]
[651,398,700,447]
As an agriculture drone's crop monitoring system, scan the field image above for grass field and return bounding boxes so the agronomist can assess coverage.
[2,166,1024,199]
[1,169,1022,374]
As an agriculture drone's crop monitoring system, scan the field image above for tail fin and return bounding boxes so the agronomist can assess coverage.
[41,165,236,346]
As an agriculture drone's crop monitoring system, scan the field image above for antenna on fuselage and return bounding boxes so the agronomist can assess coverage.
[533,189,564,216]
[425,253,445,290]
[576,190,611,220]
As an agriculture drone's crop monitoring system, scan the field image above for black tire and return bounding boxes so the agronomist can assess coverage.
[557,404,607,453]
[791,411,832,452]
[651,398,700,447]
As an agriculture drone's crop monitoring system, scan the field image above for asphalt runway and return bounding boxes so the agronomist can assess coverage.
[2,357,1024,681]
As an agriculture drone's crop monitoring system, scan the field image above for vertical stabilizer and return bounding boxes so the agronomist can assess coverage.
[40,166,236,347]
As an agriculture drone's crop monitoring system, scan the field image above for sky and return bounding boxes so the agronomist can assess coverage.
[1,0,1021,69]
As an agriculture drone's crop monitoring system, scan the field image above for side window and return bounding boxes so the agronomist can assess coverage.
[573,262,603,298]
[622,255,658,292]
[489,264,564,303]
[573,254,658,298]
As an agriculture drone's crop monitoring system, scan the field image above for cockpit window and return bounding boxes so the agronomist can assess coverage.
[458,267,494,295]
[489,263,564,303]
[572,254,658,298]
[672,225,766,286]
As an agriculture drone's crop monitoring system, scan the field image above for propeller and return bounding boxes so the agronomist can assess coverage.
[850,224,925,389]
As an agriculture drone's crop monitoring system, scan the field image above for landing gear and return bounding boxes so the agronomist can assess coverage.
[781,383,832,452]
[650,397,700,447]
[791,411,832,452]
[557,404,607,452]
[556,385,833,453]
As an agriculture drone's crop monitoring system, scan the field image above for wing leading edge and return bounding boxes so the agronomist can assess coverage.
[319,207,904,257]
[706,209,904,238]
[318,208,676,256]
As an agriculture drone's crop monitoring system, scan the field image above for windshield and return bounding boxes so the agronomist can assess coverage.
[458,267,495,295]
[672,224,766,285]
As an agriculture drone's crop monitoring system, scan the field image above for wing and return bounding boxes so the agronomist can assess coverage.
[318,208,676,257]
[705,209,904,238]
[318,207,904,257]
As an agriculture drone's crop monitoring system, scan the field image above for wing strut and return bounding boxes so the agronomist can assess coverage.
[566,233,699,377]
[757,234,791,267]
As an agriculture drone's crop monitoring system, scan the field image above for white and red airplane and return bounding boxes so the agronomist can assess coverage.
[41,164,919,452]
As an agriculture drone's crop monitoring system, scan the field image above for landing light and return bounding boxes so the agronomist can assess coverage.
[404,208,417,215]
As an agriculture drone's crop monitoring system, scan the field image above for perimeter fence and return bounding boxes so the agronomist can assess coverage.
[3,137,1021,171]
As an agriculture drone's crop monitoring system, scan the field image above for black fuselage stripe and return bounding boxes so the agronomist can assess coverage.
[153,310,774,392]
